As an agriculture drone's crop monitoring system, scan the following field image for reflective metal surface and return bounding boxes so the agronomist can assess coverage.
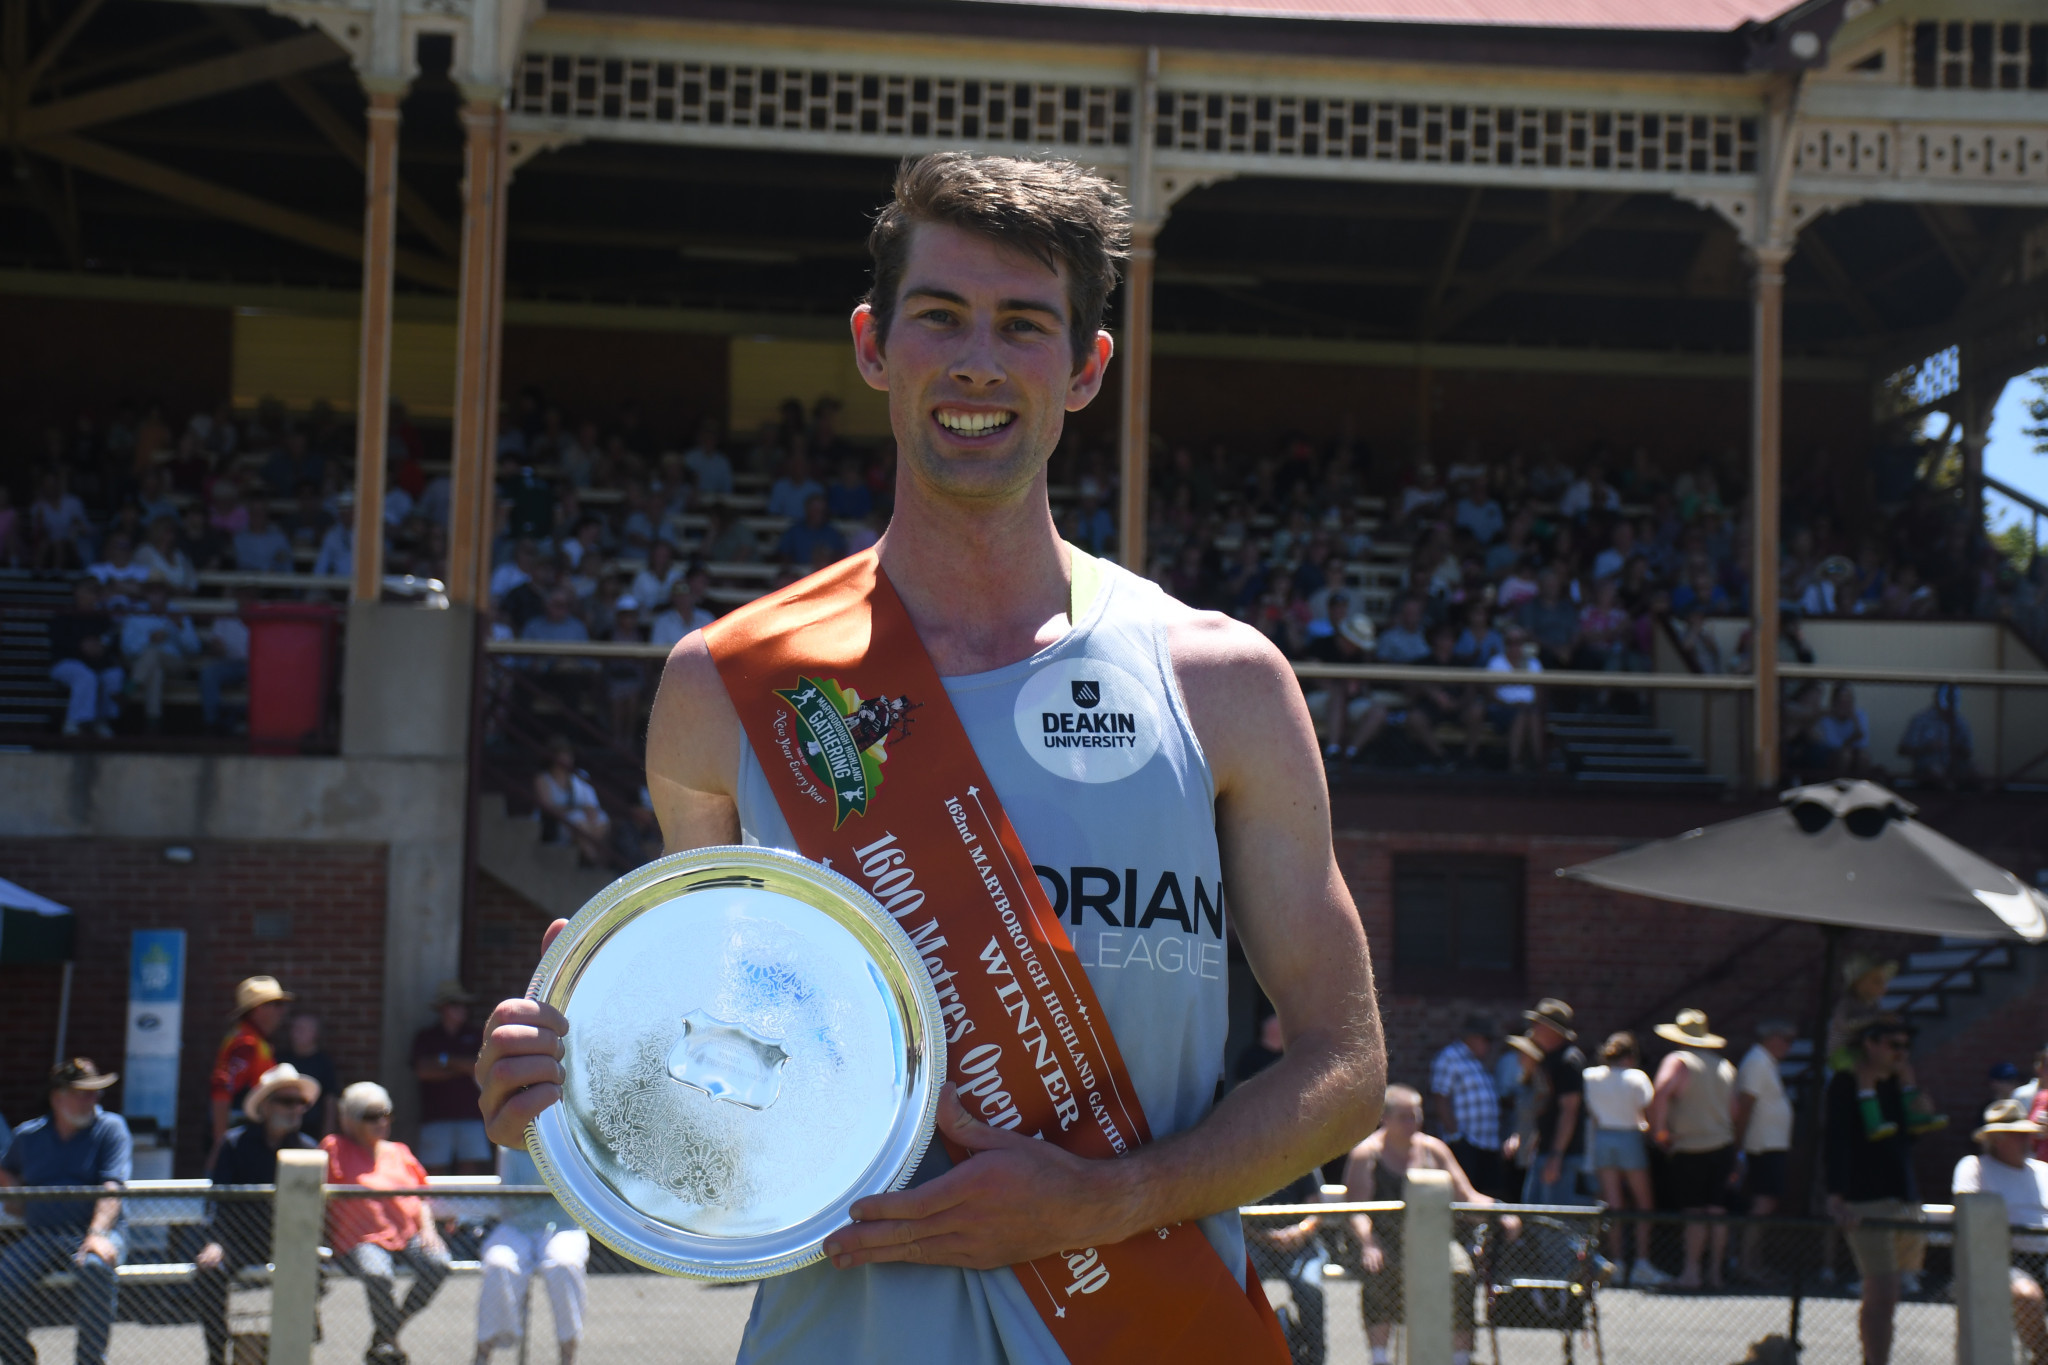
[526,846,945,1280]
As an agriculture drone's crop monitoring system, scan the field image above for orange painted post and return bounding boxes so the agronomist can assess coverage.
[351,85,403,603]
[447,94,503,607]
[1749,242,1790,790]
[1117,224,1156,575]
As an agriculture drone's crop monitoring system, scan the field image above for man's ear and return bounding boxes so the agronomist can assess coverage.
[1066,330,1114,413]
[851,304,889,393]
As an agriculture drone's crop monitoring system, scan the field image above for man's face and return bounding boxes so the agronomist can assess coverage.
[1398,600,1423,633]
[852,222,1110,507]
[50,1086,98,1128]
[250,1001,288,1037]
[1464,1033,1492,1059]
[1531,1021,1564,1052]
[439,1003,469,1034]
[262,1092,308,1135]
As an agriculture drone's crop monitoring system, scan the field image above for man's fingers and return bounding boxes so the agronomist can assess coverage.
[486,997,569,1038]
[487,1053,565,1093]
[844,1175,957,1226]
[541,919,568,954]
[484,1082,562,1148]
[485,1023,566,1060]
[826,1227,975,1270]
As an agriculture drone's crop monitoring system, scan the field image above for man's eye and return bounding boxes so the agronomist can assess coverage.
[917,308,956,324]
[1005,318,1047,334]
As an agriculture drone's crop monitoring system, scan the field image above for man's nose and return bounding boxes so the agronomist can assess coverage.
[949,321,1008,388]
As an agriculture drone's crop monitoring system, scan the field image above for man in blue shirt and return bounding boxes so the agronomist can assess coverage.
[0,1059,132,1365]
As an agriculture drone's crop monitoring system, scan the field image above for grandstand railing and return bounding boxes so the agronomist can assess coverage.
[4,1182,2016,1365]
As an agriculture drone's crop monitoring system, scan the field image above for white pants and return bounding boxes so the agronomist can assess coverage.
[477,1225,589,1346]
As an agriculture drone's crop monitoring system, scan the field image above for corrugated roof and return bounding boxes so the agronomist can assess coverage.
[967,0,1793,31]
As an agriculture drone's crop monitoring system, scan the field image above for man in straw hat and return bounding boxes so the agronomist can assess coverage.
[1646,1009,1738,1289]
[0,1059,131,1365]
[211,976,293,1149]
[195,1065,321,1365]
[413,980,488,1175]
[1952,1099,2048,1363]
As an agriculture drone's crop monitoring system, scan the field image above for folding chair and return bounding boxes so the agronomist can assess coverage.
[1477,1215,1604,1365]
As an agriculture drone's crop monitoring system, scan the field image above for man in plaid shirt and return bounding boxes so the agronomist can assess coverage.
[1430,1015,1504,1197]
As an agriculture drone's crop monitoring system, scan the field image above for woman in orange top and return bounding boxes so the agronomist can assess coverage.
[322,1082,450,1365]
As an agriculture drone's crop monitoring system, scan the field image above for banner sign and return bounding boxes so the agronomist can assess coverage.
[124,930,187,1135]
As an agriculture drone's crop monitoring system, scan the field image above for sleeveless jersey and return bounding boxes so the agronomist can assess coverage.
[732,559,1239,1365]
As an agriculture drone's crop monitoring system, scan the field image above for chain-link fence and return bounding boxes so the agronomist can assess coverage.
[2,1183,2016,1365]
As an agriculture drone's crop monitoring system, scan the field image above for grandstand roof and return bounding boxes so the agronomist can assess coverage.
[964,0,1793,32]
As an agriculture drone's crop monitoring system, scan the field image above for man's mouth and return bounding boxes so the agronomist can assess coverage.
[932,407,1016,438]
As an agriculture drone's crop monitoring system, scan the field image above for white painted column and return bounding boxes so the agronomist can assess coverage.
[267,1148,327,1365]
[1954,1192,2015,1365]
[1402,1167,1454,1365]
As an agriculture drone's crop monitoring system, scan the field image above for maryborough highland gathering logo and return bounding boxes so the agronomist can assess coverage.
[774,677,920,827]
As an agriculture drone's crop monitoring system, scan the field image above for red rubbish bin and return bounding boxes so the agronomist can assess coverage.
[245,603,338,752]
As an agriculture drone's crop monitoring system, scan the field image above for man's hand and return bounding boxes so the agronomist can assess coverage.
[77,1232,118,1267]
[1827,1195,1859,1228]
[1541,1153,1563,1188]
[195,1242,224,1271]
[1358,1235,1385,1275]
[476,920,570,1149]
[820,1087,1138,1271]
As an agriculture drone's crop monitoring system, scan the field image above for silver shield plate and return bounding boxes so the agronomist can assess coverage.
[525,845,945,1280]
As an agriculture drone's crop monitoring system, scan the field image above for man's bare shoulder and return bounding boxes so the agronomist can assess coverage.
[1162,603,1315,786]
[646,630,743,805]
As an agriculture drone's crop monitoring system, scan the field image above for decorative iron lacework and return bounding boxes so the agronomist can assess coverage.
[1911,20,2048,91]
[1151,89,1758,175]
[1797,122,2048,182]
[512,53,1132,148]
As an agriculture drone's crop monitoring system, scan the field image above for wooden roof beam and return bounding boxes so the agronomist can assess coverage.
[1418,187,1481,339]
[17,30,340,141]
[1428,190,1628,336]
[21,0,104,94]
[34,133,455,289]
[1794,227,1885,332]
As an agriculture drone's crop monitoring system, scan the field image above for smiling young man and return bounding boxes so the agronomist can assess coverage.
[475,153,1384,1364]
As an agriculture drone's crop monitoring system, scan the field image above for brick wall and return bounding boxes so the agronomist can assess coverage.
[0,839,386,1176]
[468,869,563,1017]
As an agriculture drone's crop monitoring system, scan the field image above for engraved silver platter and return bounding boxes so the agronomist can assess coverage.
[525,845,945,1280]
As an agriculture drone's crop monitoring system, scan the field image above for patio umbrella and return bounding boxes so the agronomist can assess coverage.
[0,876,78,1066]
[1557,779,2046,942]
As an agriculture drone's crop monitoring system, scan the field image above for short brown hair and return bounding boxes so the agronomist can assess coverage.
[865,153,1130,368]
[1601,1031,1638,1063]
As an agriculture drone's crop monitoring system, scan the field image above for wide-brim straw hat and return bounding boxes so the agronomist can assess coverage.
[1506,1033,1545,1063]
[1975,1099,2043,1141]
[1654,1008,1727,1049]
[1338,613,1377,652]
[1523,998,1577,1041]
[243,1064,321,1124]
[50,1058,118,1092]
[432,978,477,1006]
[229,975,293,1019]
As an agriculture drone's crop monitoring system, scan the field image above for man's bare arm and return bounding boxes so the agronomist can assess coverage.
[825,612,1384,1269]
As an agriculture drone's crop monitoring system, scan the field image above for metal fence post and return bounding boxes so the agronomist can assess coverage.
[269,1149,327,1365]
[1403,1168,1453,1365]
[1954,1192,2015,1365]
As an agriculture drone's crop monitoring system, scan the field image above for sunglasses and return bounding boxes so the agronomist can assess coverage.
[1789,800,1899,838]
[359,1110,393,1122]
[269,1096,310,1109]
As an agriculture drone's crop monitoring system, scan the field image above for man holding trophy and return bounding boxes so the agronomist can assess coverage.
[477,153,1386,1364]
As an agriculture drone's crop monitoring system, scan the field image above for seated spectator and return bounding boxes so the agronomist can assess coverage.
[520,589,590,645]
[491,539,540,604]
[1574,577,1632,671]
[1953,1101,2048,1365]
[650,579,714,650]
[1375,596,1430,665]
[1592,521,1636,583]
[134,516,198,591]
[1496,556,1540,609]
[1560,464,1620,520]
[630,540,683,611]
[196,1065,320,1365]
[478,1145,591,1365]
[535,739,612,866]
[1070,480,1115,557]
[1486,626,1545,772]
[560,516,604,572]
[777,494,847,567]
[312,509,354,579]
[1676,605,1724,674]
[682,418,733,499]
[1452,599,1501,666]
[30,471,89,569]
[1406,623,1485,769]
[176,504,228,573]
[232,500,294,573]
[0,1060,130,1365]
[201,594,252,734]
[50,578,123,738]
[286,482,333,551]
[1799,555,1856,618]
[1397,462,1445,525]
[603,597,648,743]
[767,452,824,520]
[324,1083,450,1365]
[828,456,873,521]
[1516,567,1579,669]
[208,481,249,536]
[1899,684,1974,787]
[1806,682,1874,776]
[121,579,202,732]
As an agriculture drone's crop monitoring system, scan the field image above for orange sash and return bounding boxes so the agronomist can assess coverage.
[704,550,1288,1364]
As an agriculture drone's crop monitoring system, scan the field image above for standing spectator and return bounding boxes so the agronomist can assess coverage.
[1341,1086,1505,1365]
[412,981,488,1176]
[1826,1020,1927,1365]
[2019,1046,2047,1119]
[478,1144,591,1365]
[1988,1061,2023,1107]
[0,1060,130,1365]
[275,1013,341,1139]
[1952,1100,2048,1365]
[195,1065,320,1365]
[50,579,123,738]
[200,596,251,733]
[210,976,292,1149]
[1429,1015,1503,1198]
[1733,1019,1798,1279]
[1898,684,1974,787]
[324,1082,450,1364]
[1500,1033,1547,1187]
[650,579,714,650]
[1646,1009,1738,1290]
[1520,998,1588,1206]
[120,579,201,731]
[1582,1032,1665,1286]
